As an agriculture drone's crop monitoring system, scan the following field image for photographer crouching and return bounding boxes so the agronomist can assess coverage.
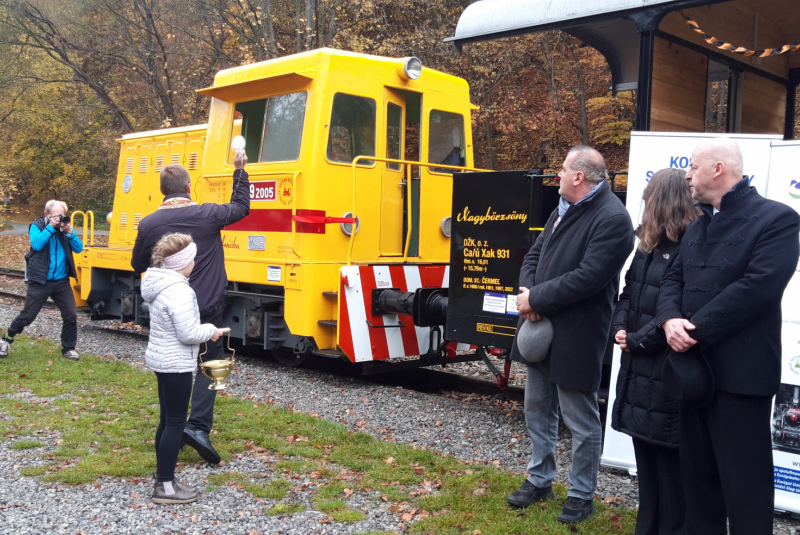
[0,200,83,360]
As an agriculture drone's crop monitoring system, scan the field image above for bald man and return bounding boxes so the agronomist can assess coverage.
[656,138,800,534]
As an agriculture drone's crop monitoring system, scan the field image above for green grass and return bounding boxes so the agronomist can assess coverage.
[332,508,365,522]
[266,502,305,516]
[10,439,45,450]
[255,479,291,499]
[0,337,637,534]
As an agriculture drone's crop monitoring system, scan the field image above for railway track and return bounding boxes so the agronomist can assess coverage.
[86,320,528,401]
[0,268,25,279]
[0,281,525,402]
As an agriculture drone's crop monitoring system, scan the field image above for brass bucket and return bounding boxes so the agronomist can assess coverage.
[199,329,235,390]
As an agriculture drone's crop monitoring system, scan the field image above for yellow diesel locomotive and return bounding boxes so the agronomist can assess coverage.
[72,48,482,367]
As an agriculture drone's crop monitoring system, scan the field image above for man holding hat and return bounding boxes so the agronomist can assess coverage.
[507,146,633,523]
[657,138,800,534]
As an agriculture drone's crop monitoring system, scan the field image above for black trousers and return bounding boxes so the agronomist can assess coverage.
[632,437,685,535]
[680,391,774,535]
[154,371,193,482]
[185,297,226,434]
[8,278,77,353]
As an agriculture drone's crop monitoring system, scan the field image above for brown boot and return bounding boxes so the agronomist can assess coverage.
[152,479,199,504]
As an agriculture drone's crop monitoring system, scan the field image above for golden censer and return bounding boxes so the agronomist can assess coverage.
[199,328,235,390]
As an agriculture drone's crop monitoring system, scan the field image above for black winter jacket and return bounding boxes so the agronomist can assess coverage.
[131,169,250,316]
[26,217,78,285]
[655,179,800,396]
[610,239,681,448]
[510,180,634,392]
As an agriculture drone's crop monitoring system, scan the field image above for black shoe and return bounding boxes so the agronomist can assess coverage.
[557,496,596,523]
[506,480,555,508]
[182,428,221,465]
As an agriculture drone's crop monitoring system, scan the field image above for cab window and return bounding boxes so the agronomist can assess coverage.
[428,110,465,173]
[230,91,307,164]
[327,93,376,166]
[386,102,403,171]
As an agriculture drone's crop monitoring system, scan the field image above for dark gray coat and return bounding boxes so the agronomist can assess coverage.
[611,240,681,448]
[131,169,250,316]
[511,181,634,392]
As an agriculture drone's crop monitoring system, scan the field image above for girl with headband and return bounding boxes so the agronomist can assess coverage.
[140,233,225,503]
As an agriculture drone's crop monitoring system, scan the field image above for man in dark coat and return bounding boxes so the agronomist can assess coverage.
[131,152,250,464]
[0,200,83,361]
[507,146,634,523]
[657,138,800,535]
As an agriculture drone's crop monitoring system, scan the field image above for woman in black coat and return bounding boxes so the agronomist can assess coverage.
[611,168,698,535]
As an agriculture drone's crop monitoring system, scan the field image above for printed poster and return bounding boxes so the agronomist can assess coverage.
[763,140,800,514]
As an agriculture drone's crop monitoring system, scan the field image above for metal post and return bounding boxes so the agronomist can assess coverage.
[784,68,800,140]
[635,30,655,131]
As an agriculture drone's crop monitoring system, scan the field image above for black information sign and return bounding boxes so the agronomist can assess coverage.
[446,170,559,349]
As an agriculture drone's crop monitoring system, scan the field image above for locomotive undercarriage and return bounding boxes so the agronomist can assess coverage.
[85,267,484,372]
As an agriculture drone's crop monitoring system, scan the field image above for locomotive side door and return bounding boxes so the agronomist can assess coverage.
[379,89,407,256]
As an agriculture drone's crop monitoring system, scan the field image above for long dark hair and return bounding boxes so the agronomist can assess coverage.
[638,168,698,253]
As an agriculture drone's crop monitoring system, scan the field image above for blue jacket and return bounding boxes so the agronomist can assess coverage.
[26,218,83,283]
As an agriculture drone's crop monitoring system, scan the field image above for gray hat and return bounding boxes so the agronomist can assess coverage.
[516,316,553,363]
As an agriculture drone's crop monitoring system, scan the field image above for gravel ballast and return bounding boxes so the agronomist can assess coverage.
[0,281,798,534]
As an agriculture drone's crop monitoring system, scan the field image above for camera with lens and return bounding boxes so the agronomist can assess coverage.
[51,214,70,225]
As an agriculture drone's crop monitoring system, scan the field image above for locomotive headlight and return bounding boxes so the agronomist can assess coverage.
[340,212,361,236]
[440,216,452,238]
[106,212,113,225]
[398,57,422,80]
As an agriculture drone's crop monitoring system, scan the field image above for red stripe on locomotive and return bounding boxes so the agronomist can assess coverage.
[358,267,392,360]
[388,265,421,355]
[224,208,292,232]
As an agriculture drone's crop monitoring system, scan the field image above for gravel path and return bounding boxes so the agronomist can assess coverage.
[0,279,798,533]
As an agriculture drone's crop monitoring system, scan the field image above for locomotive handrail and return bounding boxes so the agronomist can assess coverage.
[71,210,95,247]
[348,156,487,265]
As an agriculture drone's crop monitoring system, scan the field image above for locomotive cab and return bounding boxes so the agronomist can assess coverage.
[75,48,479,367]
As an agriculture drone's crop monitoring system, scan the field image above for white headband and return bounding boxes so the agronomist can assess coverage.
[162,242,197,271]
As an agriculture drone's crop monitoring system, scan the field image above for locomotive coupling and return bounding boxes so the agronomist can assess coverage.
[372,287,449,328]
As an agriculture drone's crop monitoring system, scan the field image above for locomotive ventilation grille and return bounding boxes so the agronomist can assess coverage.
[188,153,199,170]
[155,155,165,172]
[125,158,134,174]
[139,157,148,173]
[171,153,180,164]
[119,213,128,229]
[133,214,142,230]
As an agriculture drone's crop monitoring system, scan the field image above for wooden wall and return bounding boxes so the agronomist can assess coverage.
[650,37,707,132]
[659,1,792,80]
[741,72,787,134]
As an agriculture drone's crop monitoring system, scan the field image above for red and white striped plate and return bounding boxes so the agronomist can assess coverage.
[338,265,472,362]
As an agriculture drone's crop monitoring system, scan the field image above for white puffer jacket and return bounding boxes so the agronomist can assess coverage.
[141,267,217,373]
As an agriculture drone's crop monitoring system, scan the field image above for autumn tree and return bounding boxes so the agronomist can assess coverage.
[0,0,634,214]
